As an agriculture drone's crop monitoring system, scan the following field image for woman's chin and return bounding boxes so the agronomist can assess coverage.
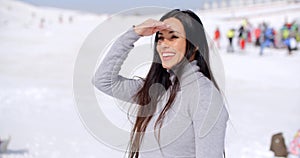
[162,63,171,70]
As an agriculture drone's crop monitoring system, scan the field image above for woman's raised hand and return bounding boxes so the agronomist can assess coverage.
[134,19,171,36]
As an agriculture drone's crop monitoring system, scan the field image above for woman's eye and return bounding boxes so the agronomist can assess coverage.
[157,37,164,41]
[171,35,178,39]
[157,35,178,42]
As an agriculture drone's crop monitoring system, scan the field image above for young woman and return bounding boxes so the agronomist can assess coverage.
[93,9,229,158]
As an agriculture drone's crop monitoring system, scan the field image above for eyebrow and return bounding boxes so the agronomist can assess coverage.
[158,30,176,35]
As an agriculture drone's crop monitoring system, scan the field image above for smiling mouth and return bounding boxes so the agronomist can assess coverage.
[162,52,175,61]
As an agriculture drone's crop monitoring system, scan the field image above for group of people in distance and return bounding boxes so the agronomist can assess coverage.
[211,18,300,56]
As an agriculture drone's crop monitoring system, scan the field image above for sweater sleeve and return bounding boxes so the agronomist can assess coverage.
[191,82,229,158]
[92,27,144,103]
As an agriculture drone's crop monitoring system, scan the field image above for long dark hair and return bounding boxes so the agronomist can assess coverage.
[128,9,220,158]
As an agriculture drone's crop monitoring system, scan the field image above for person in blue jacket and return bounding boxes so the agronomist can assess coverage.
[260,27,275,56]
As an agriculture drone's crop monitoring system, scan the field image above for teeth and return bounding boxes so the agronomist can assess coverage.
[162,53,175,57]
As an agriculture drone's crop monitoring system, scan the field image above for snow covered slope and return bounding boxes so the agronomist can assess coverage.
[0,0,299,157]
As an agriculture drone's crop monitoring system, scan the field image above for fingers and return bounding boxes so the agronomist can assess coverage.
[140,20,170,31]
[150,20,171,31]
[134,19,172,36]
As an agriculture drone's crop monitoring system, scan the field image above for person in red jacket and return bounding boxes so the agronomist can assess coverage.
[254,26,261,46]
[213,27,221,48]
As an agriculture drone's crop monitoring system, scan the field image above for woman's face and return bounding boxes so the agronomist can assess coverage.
[156,17,186,70]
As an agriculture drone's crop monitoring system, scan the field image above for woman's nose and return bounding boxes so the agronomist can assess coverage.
[159,39,171,48]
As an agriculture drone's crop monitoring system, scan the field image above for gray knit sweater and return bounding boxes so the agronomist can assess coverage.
[93,27,228,158]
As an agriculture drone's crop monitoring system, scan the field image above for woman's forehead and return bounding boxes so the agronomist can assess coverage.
[161,17,185,36]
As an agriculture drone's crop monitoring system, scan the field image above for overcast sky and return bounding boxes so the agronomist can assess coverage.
[20,0,220,14]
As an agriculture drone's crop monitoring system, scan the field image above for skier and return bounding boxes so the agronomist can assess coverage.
[0,136,11,153]
[213,26,221,48]
[39,18,45,29]
[254,26,261,46]
[289,129,300,158]
[260,27,275,56]
[226,28,235,52]
[285,37,298,55]
[238,25,246,50]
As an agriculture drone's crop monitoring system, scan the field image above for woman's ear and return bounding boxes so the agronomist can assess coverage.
[189,46,199,61]
[194,46,199,52]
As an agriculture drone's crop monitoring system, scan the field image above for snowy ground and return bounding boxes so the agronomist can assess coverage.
[0,0,300,158]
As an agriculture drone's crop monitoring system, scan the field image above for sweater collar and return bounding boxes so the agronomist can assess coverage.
[168,59,203,87]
